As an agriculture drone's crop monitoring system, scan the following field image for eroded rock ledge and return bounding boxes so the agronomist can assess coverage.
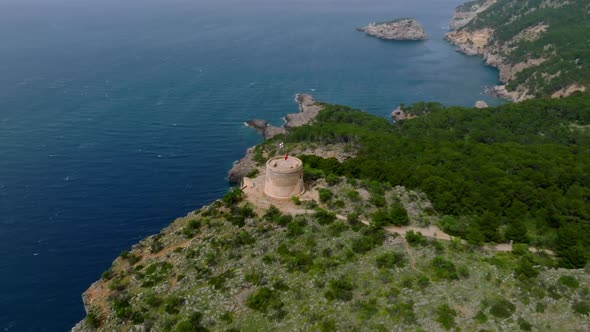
[357,18,427,41]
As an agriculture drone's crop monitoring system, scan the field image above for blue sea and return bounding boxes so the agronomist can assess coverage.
[0,0,501,330]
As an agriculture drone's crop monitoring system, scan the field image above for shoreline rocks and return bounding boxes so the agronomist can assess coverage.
[357,18,427,41]
[474,100,488,108]
[391,106,418,122]
[228,94,323,184]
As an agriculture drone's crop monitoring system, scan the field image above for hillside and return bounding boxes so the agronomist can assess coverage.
[73,93,590,331]
[445,0,590,101]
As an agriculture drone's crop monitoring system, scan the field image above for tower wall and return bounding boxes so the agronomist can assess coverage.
[264,156,305,199]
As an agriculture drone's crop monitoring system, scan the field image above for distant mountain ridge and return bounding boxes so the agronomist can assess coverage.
[446,0,590,101]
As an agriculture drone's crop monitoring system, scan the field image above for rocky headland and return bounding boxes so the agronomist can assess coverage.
[357,18,427,41]
[444,0,588,101]
[228,94,323,184]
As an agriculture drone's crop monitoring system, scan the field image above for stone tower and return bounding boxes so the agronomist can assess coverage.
[264,156,305,199]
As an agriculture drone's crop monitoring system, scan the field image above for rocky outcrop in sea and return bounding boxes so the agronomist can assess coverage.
[357,18,427,41]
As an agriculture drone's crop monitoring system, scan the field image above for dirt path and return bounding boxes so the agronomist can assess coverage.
[244,178,554,257]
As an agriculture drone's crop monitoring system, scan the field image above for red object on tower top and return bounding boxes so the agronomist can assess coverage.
[284,153,289,160]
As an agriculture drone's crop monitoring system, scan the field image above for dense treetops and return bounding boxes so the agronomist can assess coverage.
[283,93,590,267]
[462,0,590,97]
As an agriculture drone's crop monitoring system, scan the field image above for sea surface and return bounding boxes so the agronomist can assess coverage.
[0,0,501,330]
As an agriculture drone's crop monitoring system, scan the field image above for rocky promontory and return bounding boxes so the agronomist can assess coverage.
[357,18,427,41]
[228,94,323,184]
[445,0,589,101]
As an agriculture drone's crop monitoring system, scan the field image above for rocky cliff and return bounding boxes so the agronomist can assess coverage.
[445,0,589,101]
[357,18,427,41]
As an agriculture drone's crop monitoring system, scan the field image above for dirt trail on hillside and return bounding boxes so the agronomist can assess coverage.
[243,178,554,256]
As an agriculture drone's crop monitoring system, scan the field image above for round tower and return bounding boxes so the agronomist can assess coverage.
[264,156,305,199]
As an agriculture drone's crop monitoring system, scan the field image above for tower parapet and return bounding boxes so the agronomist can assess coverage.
[264,156,305,199]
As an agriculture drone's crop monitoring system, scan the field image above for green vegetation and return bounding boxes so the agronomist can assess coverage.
[80,95,590,331]
[462,0,590,96]
[287,97,590,267]
[435,304,457,330]
[324,277,355,301]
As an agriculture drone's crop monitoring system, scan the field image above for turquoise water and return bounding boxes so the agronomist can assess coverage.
[0,0,500,330]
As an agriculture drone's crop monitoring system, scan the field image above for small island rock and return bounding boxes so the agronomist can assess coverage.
[357,18,427,41]
[475,100,489,109]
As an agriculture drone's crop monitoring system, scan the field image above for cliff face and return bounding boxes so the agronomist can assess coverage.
[445,0,590,101]
[357,18,427,41]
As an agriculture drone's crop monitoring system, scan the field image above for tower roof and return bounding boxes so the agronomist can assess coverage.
[266,156,303,173]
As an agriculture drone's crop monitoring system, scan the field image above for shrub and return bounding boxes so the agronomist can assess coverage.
[246,168,260,178]
[474,310,488,323]
[430,256,458,280]
[318,188,333,203]
[164,296,183,314]
[351,236,377,253]
[328,222,348,237]
[314,209,336,225]
[144,292,163,307]
[278,214,293,227]
[101,269,114,280]
[173,312,208,332]
[222,188,243,207]
[388,301,416,324]
[390,205,409,226]
[285,251,314,272]
[263,205,282,223]
[86,311,101,328]
[120,250,140,265]
[489,298,515,319]
[287,220,305,238]
[246,287,284,313]
[324,277,355,301]
[111,293,132,320]
[183,218,202,237]
[518,317,532,331]
[140,262,173,287]
[375,252,405,269]
[345,189,361,201]
[325,173,341,185]
[232,231,255,247]
[514,256,539,280]
[208,270,234,290]
[150,237,164,254]
[405,230,427,246]
[370,193,386,207]
[244,270,264,286]
[559,275,580,289]
[347,213,362,231]
[511,243,529,256]
[439,215,465,236]
[291,196,301,205]
[435,304,457,330]
[572,301,590,316]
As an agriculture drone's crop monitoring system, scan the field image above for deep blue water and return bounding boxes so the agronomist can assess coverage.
[0,0,501,330]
